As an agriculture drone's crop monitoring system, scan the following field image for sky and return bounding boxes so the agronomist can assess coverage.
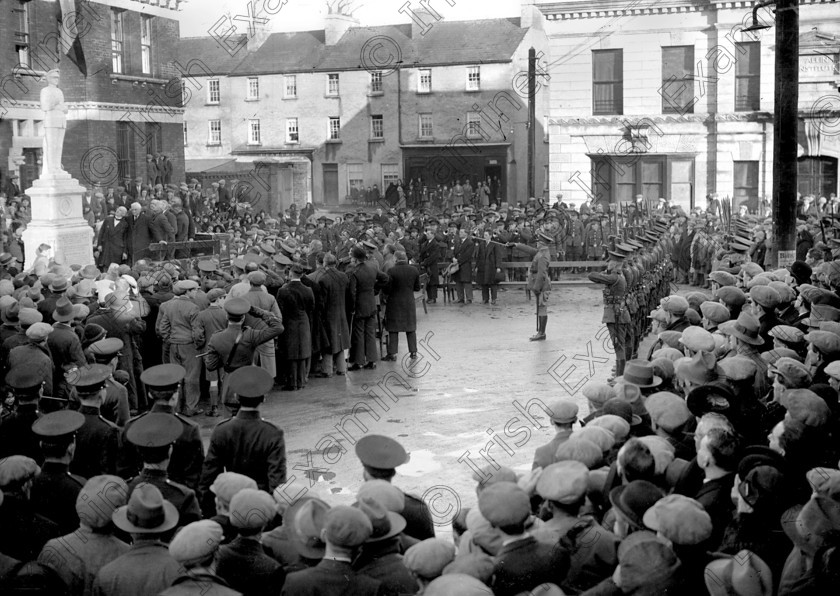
[178,0,524,37]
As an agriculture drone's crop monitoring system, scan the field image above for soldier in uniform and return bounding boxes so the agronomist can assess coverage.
[0,368,45,461]
[199,366,286,516]
[30,410,87,535]
[508,232,553,341]
[125,412,202,527]
[87,338,131,427]
[589,248,631,378]
[118,364,205,492]
[355,434,435,541]
[68,364,120,479]
[203,297,284,410]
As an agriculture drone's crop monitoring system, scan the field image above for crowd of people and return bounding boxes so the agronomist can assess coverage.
[0,170,840,594]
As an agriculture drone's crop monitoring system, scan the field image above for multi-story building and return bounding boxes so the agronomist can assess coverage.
[0,0,184,193]
[180,5,549,211]
[538,0,840,212]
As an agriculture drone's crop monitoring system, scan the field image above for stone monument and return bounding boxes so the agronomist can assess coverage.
[21,69,94,268]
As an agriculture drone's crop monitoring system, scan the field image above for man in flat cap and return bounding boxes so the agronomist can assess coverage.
[281,505,384,595]
[532,399,578,470]
[0,455,61,561]
[243,270,283,377]
[38,475,131,595]
[160,520,231,595]
[157,280,204,416]
[199,366,286,516]
[68,364,120,479]
[204,297,284,409]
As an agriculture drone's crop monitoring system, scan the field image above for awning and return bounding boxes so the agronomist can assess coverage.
[185,158,236,173]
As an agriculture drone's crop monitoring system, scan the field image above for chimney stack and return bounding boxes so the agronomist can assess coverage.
[520,0,544,30]
[325,13,358,46]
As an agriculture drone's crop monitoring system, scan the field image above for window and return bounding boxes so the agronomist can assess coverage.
[466,66,480,91]
[669,159,694,212]
[371,115,384,139]
[140,16,153,74]
[615,159,636,204]
[544,165,549,192]
[111,9,124,74]
[13,2,30,67]
[183,122,188,146]
[247,77,259,100]
[286,118,299,143]
[592,50,623,115]
[798,157,838,199]
[419,114,433,138]
[116,122,136,181]
[208,79,220,104]
[327,73,339,96]
[735,42,760,111]
[328,117,341,140]
[733,161,759,211]
[418,69,431,93]
[208,120,221,145]
[348,164,364,196]
[284,75,297,98]
[641,160,664,199]
[591,155,695,210]
[466,112,481,138]
[382,164,400,190]
[661,45,695,114]
[144,123,162,155]
[370,71,383,93]
[248,119,261,145]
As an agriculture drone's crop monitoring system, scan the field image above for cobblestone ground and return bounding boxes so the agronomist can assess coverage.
[195,282,698,536]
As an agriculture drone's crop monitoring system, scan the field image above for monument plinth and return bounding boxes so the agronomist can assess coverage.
[21,68,95,268]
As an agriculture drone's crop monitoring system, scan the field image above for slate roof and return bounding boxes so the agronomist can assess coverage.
[178,35,250,75]
[179,17,528,77]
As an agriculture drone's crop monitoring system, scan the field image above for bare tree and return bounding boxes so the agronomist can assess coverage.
[326,0,363,16]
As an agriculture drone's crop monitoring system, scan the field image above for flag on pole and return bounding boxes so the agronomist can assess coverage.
[58,0,87,76]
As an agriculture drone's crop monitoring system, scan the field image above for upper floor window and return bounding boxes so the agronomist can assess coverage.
[140,15,153,74]
[592,49,623,115]
[13,2,30,68]
[284,75,297,98]
[466,66,480,91]
[248,119,261,145]
[327,73,339,96]
[466,112,481,138]
[661,45,695,114]
[111,9,125,74]
[286,118,299,143]
[735,42,761,111]
[419,113,433,138]
[370,71,383,93]
[418,69,431,93]
[247,77,259,100]
[371,115,384,139]
[208,79,220,104]
[328,117,341,140]
[208,120,221,145]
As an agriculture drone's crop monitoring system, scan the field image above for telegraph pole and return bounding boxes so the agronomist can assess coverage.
[528,47,536,200]
[771,0,799,267]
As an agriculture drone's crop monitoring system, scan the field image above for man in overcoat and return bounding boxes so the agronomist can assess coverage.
[382,251,420,360]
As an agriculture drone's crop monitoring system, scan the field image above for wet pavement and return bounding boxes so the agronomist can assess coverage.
[194,282,645,535]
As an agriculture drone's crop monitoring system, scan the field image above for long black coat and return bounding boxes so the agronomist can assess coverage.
[348,261,386,318]
[128,211,152,261]
[318,268,351,353]
[301,273,328,356]
[419,236,440,285]
[384,264,420,332]
[453,236,475,282]
[477,239,505,285]
[97,216,128,267]
[276,280,314,360]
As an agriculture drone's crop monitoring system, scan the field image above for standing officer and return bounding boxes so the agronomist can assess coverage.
[508,232,553,341]
[68,364,120,479]
[355,434,435,541]
[203,297,284,410]
[199,366,286,516]
[589,248,630,378]
[0,368,45,461]
[118,364,205,492]
[156,280,203,416]
[125,412,202,527]
[30,410,87,535]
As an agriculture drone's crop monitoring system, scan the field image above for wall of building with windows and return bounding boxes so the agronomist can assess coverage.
[540,0,839,213]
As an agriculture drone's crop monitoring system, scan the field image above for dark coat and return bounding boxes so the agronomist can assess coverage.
[349,261,387,318]
[48,323,87,399]
[0,403,41,461]
[477,239,505,285]
[453,236,474,282]
[384,264,420,332]
[318,268,351,353]
[0,493,62,562]
[300,274,328,356]
[491,536,570,596]
[199,410,286,506]
[159,572,241,596]
[276,280,314,360]
[419,236,441,285]
[216,536,286,596]
[29,461,85,535]
[149,212,174,243]
[402,492,436,540]
[128,211,152,261]
[70,405,120,479]
[694,472,736,549]
[127,469,202,527]
[8,341,53,396]
[281,559,384,596]
[97,216,129,267]
[353,538,416,595]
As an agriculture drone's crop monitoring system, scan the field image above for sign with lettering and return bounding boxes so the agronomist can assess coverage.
[799,52,839,78]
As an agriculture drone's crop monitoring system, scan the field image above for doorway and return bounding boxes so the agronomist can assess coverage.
[798,156,837,199]
[322,163,338,205]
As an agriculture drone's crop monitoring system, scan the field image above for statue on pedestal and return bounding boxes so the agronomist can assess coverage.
[40,69,68,177]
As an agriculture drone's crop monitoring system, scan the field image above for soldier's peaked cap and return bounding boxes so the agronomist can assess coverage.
[32,410,84,438]
[140,364,186,391]
[356,435,408,470]
[126,412,182,448]
[6,367,44,392]
[68,364,111,393]
[224,297,250,316]
[227,366,273,398]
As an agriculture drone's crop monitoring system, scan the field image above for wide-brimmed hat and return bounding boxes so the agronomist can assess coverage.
[52,297,75,322]
[609,481,665,530]
[615,360,662,388]
[285,496,330,559]
[112,483,179,534]
[723,312,764,346]
[704,550,773,596]
[356,496,407,542]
